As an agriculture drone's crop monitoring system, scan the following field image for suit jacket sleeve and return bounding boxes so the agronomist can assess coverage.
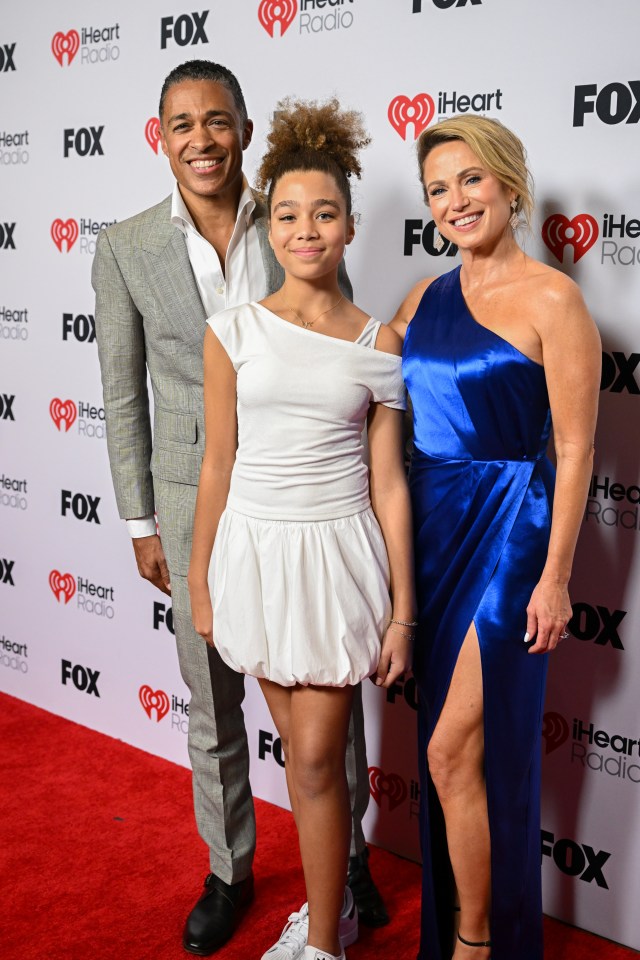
[92,228,155,520]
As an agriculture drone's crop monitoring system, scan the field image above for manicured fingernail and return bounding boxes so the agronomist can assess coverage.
[375,678,383,686]
[523,632,530,643]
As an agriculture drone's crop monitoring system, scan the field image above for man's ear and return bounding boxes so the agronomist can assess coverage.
[243,119,254,151]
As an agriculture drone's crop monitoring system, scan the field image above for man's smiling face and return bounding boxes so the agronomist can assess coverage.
[160,79,253,205]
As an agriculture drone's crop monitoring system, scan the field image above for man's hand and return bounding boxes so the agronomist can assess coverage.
[132,535,171,595]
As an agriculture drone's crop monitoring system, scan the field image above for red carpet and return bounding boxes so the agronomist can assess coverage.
[0,692,636,960]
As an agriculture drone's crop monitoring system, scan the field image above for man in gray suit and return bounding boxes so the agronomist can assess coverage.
[92,61,387,957]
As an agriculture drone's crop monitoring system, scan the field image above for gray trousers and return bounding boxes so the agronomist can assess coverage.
[155,479,371,884]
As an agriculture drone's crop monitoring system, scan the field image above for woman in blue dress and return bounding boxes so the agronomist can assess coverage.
[391,116,601,960]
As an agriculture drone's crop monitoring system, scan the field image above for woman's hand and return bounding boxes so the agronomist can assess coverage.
[524,578,572,654]
[188,579,214,648]
[375,624,414,688]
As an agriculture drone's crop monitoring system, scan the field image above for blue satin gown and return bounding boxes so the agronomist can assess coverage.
[403,267,555,960]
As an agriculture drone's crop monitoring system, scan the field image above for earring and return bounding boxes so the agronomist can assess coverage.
[434,231,445,253]
[509,199,519,230]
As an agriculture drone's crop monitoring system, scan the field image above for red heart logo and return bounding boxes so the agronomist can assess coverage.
[50,398,77,432]
[51,219,79,253]
[258,0,298,36]
[542,712,570,755]
[139,685,170,722]
[49,570,76,604]
[51,30,80,67]
[541,213,599,264]
[388,94,435,141]
[145,117,161,154]
[368,766,408,811]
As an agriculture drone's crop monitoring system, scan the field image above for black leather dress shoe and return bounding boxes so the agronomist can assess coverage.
[347,848,390,928]
[182,872,254,956]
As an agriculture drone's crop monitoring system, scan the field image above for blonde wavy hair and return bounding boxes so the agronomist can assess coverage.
[417,114,534,227]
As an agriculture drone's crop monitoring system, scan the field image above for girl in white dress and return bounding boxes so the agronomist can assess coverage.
[188,99,416,960]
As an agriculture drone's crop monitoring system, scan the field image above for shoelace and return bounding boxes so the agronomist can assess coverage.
[275,905,309,951]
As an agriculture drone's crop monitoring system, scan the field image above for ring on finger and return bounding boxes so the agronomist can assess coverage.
[559,630,569,640]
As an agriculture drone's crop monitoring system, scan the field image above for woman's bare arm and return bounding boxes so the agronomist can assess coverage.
[188,327,239,646]
[526,273,601,653]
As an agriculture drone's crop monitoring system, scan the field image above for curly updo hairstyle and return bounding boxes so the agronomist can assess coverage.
[417,114,534,228]
[256,97,371,217]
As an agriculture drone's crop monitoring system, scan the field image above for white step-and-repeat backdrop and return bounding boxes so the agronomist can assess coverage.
[1,0,639,949]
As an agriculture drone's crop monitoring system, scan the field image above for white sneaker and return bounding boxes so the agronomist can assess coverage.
[303,948,346,960]
[262,888,357,960]
[261,903,309,960]
[338,886,358,948]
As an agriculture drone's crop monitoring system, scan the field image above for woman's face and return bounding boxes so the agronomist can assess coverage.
[268,169,355,280]
[422,140,515,252]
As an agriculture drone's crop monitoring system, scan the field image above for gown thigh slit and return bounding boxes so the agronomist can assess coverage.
[404,268,555,960]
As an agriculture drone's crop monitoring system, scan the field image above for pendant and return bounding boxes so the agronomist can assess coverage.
[301,320,313,329]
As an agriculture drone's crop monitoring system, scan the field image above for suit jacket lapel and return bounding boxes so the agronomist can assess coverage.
[140,191,284,333]
[142,198,207,342]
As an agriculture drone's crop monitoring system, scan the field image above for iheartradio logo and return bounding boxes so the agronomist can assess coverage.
[258,0,297,37]
[368,766,408,812]
[139,685,170,722]
[542,213,599,264]
[542,711,570,755]
[50,398,77,432]
[388,94,435,141]
[49,570,76,604]
[51,218,79,253]
[52,30,80,67]
[145,117,161,154]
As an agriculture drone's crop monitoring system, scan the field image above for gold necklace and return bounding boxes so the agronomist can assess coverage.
[283,294,344,329]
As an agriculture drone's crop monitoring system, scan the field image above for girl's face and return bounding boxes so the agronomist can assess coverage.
[268,169,355,281]
[423,140,515,253]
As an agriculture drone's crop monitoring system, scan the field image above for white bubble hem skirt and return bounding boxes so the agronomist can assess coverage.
[208,506,391,687]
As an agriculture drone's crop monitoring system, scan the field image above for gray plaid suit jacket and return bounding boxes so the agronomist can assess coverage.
[92,192,352,542]
[92,193,281,522]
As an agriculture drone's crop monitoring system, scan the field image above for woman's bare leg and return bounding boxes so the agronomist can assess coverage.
[260,679,354,957]
[258,679,300,828]
[427,624,491,959]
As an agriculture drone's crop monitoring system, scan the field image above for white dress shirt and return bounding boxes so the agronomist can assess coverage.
[128,178,268,538]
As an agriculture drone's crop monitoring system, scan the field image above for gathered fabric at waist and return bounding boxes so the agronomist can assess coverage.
[411,447,548,467]
[225,490,372,523]
[409,447,555,536]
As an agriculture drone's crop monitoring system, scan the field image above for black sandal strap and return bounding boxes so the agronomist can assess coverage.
[458,932,492,948]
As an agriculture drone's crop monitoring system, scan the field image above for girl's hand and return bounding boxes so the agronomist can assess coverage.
[188,579,214,648]
[524,578,572,654]
[375,624,413,688]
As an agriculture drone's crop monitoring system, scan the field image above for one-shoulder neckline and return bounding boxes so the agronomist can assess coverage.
[453,267,544,370]
[252,302,400,358]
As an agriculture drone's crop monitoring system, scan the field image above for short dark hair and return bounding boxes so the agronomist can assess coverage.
[159,60,248,126]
